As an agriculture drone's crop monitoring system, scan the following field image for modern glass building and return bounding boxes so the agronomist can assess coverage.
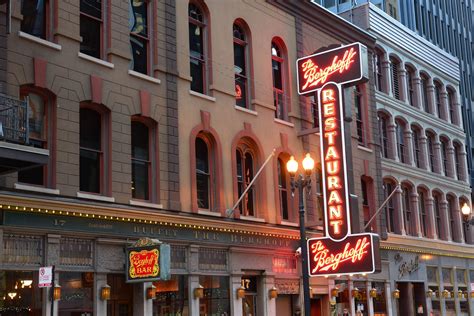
[313,0,474,190]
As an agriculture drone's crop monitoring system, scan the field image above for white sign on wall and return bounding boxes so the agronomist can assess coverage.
[38,266,53,288]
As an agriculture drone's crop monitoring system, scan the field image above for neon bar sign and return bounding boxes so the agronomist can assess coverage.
[296,42,378,277]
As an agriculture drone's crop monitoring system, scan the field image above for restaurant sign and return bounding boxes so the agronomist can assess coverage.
[126,238,170,283]
[297,42,379,277]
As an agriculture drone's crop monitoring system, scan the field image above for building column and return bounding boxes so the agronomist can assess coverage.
[385,282,394,316]
[439,89,449,121]
[404,129,414,165]
[348,279,356,315]
[410,191,422,237]
[366,281,374,316]
[94,273,108,316]
[382,59,392,95]
[412,73,423,110]
[393,187,406,235]
[387,120,399,161]
[188,274,201,315]
[425,197,437,239]
[453,101,462,127]
[264,273,276,316]
[398,66,408,103]
[419,134,429,170]
[426,79,436,115]
[446,141,456,178]
[451,202,464,243]
[439,198,451,241]
[231,273,244,316]
[459,150,469,182]
[132,282,150,316]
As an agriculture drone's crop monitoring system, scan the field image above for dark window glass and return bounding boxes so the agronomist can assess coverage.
[58,272,94,315]
[378,116,388,158]
[311,96,319,128]
[427,133,435,172]
[418,190,427,237]
[234,24,248,108]
[21,0,46,39]
[421,75,429,113]
[272,42,285,120]
[374,51,383,91]
[131,121,150,200]
[406,66,415,106]
[278,158,289,221]
[434,195,441,238]
[355,86,364,144]
[396,122,406,163]
[447,90,456,124]
[130,0,148,74]
[19,92,47,185]
[390,58,400,99]
[199,276,230,315]
[80,108,101,193]
[80,0,102,59]
[412,128,421,168]
[435,83,442,118]
[153,275,189,315]
[447,196,455,241]
[361,178,370,232]
[196,137,210,209]
[189,3,205,93]
[236,149,255,216]
[402,187,412,235]
[454,144,461,180]
[0,270,43,314]
[384,182,395,233]
[441,139,448,175]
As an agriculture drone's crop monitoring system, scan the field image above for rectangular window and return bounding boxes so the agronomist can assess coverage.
[412,129,421,168]
[152,275,188,315]
[418,191,427,237]
[80,108,102,193]
[58,272,94,314]
[131,121,150,200]
[21,0,47,39]
[199,276,230,315]
[355,86,364,145]
[80,0,102,59]
[130,0,149,74]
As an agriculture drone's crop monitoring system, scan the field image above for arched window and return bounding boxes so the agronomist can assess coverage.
[80,105,109,194]
[420,74,429,113]
[446,195,456,241]
[433,193,442,239]
[447,88,457,124]
[405,65,415,106]
[373,49,383,92]
[390,57,400,100]
[378,114,389,158]
[189,2,207,94]
[453,142,463,180]
[383,180,396,233]
[195,137,212,209]
[440,137,449,176]
[19,88,54,186]
[236,146,255,216]
[355,85,364,145]
[426,132,435,172]
[412,126,421,168]
[361,177,372,232]
[434,81,443,118]
[396,120,406,163]
[271,41,286,120]
[277,156,292,221]
[417,188,428,237]
[402,185,413,235]
[233,22,249,109]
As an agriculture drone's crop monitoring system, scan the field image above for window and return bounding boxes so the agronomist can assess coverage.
[236,147,255,216]
[130,0,149,74]
[189,3,206,93]
[80,107,107,194]
[355,86,364,144]
[153,275,188,315]
[378,114,389,158]
[196,137,212,210]
[447,88,457,124]
[427,132,435,172]
[390,57,400,100]
[405,66,415,106]
[80,0,102,59]
[447,195,455,241]
[131,121,150,200]
[278,157,291,221]
[58,272,94,314]
[453,143,462,180]
[440,138,449,176]
[433,193,441,238]
[402,186,412,235]
[272,41,286,120]
[420,74,430,112]
[21,0,47,39]
[19,89,52,186]
[233,23,249,108]
[383,181,395,233]
[412,127,421,168]
[396,121,406,163]
[311,96,319,128]
[373,49,383,92]
[434,82,443,118]
[361,178,371,232]
[199,276,230,315]
[418,189,427,237]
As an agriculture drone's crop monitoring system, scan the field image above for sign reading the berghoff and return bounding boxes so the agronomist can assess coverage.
[125,238,170,283]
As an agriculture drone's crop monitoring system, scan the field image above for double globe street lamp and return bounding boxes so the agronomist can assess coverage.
[286,153,315,316]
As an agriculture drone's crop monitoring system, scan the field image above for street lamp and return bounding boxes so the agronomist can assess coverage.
[286,153,314,316]
[461,202,474,229]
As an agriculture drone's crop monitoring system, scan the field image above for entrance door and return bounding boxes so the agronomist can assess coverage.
[242,294,257,316]
[413,283,427,316]
[107,274,133,316]
[310,297,322,316]
[397,282,414,316]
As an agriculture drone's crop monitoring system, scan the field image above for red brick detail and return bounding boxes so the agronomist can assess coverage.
[34,58,47,89]
[140,90,151,118]
[90,75,103,104]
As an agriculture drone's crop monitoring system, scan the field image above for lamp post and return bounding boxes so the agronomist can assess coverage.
[461,202,473,229]
[287,153,314,316]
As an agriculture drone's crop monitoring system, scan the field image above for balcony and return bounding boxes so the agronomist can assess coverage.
[0,94,49,174]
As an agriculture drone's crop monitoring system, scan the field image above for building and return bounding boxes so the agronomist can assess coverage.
[333,3,473,316]
[314,0,474,197]
[0,0,382,316]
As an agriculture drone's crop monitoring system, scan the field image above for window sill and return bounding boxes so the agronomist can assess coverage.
[78,52,114,69]
[18,31,62,51]
[198,210,221,217]
[189,90,216,102]
[14,183,60,195]
[281,220,299,227]
[240,215,265,223]
[274,118,294,127]
[128,70,161,84]
[357,145,373,153]
[235,105,258,116]
[129,200,163,209]
[77,192,115,203]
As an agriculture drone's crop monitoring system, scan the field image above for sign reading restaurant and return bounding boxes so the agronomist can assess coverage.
[296,42,380,276]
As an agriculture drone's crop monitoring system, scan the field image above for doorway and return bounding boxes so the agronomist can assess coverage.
[396,282,426,316]
[241,276,258,316]
[107,274,133,316]
[310,296,322,316]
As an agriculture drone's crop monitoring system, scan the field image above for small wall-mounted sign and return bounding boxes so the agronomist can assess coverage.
[125,238,170,283]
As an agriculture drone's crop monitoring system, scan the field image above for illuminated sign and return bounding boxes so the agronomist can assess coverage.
[128,248,159,279]
[125,238,171,283]
[296,43,367,95]
[296,42,379,277]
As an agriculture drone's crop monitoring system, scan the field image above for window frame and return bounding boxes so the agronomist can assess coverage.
[80,0,104,59]
[396,121,406,163]
[277,156,292,222]
[131,119,153,202]
[378,114,389,158]
[271,41,287,121]
[427,132,436,172]
[233,22,249,109]
[383,181,396,233]
[373,50,383,92]
[188,2,208,94]
[355,85,365,145]
[412,127,421,168]
[129,0,151,75]
[195,135,215,211]
[418,189,427,237]
[236,146,257,217]
[405,65,415,106]
[420,74,430,113]
[21,0,51,40]
[390,57,400,100]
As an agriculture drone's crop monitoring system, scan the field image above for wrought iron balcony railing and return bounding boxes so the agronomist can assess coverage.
[0,94,29,144]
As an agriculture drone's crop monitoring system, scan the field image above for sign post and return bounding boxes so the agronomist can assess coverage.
[38,265,55,316]
[296,42,380,279]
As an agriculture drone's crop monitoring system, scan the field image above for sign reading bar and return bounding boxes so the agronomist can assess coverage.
[296,42,367,95]
[125,238,170,283]
[297,42,379,277]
